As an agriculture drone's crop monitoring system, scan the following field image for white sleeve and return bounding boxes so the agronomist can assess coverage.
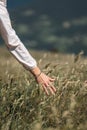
[0,4,37,70]
[8,42,37,70]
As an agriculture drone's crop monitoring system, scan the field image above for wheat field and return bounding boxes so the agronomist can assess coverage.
[0,47,87,130]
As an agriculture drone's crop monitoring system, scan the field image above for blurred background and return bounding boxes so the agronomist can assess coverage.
[0,0,87,55]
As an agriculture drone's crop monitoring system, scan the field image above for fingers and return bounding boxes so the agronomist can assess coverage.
[42,82,56,96]
[85,80,87,83]
[49,82,56,93]
[49,77,55,82]
[42,84,49,95]
[36,72,56,95]
[45,82,55,95]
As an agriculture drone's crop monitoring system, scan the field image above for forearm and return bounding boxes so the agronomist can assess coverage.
[0,3,37,71]
[10,46,42,77]
[9,43,42,78]
[8,43,37,70]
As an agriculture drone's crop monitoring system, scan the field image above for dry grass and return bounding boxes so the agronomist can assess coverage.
[0,47,87,130]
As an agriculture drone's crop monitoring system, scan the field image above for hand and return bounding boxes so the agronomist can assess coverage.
[31,66,56,95]
[36,72,56,95]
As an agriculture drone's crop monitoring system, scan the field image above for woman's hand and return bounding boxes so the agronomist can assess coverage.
[36,72,56,95]
[31,67,56,95]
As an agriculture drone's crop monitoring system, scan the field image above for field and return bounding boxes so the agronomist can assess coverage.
[0,47,87,130]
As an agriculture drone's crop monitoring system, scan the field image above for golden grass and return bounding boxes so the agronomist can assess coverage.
[0,47,87,130]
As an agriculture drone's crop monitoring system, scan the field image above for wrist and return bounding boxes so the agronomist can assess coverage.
[35,71,42,78]
[30,66,41,77]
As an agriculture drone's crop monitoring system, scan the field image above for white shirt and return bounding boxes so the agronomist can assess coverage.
[0,0,37,70]
[0,0,6,6]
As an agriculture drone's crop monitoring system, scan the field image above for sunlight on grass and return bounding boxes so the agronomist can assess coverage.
[0,48,87,130]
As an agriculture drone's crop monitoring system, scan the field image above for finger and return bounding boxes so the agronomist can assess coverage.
[48,85,55,95]
[45,82,55,95]
[49,77,55,82]
[49,82,56,92]
[85,80,87,83]
[42,84,49,95]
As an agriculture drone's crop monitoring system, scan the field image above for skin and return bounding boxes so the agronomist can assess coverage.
[31,66,56,95]
[0,1,56,95]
